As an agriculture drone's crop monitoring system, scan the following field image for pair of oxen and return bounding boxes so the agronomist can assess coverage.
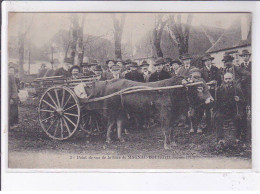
[82,76,213,149]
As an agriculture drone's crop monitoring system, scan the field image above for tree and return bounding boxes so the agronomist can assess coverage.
[152,14,168,58]
[111,14,126,59]
[17,16,34,76]
[68,14,86,65]
[168,14,193,56]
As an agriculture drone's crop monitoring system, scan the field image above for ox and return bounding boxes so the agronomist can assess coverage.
[82,76,213,149]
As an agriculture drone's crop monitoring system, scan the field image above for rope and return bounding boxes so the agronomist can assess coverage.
[86,82,203,103]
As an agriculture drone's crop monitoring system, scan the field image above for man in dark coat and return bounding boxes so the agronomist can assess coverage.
[239,49,251,109]
[125,62,144,82]
[200,54,221,131]
[81,63,95,77]
[214,72,247,144]
[9,66,19,129]
[221,53,250,88]
[140,60,151,83]
[239,49,251,72]
[149,58,171,82]
[170,59,182,77]
[176,54,195,79]
[201,54,221,87]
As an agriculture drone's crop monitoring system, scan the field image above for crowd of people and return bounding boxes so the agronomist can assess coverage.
[9,49,251,146]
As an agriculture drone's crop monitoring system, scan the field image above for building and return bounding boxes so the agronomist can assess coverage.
[206,15,251,68]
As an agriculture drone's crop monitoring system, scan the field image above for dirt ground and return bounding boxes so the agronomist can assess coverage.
[8,99,252,169]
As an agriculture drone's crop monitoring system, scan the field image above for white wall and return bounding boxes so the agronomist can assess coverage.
[210,46,251,68]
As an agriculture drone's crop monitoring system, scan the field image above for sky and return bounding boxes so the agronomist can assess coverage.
[8,12,250,47]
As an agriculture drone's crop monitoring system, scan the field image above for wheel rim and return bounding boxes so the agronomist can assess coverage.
[39,86,80,140]
[80,111,106,135]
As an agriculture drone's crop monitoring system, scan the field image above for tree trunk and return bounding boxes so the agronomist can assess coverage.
[112,14,126,60]
[154,38,163,57]
[114,32,122,59]
[18,36,24,76]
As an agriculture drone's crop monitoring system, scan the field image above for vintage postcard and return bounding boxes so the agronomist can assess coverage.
[5,11,252,169]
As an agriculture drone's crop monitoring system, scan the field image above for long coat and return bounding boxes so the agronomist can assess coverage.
[149,70,171,82]
[215,83,245,117]
[9,74,19,126]
[176,66,195,79]
[201,65,221,86]
[125,70,144,82]
[240,61,251,72]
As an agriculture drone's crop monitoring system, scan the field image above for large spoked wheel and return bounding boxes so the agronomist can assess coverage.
[79,110,107,135]
[38,86,80,140]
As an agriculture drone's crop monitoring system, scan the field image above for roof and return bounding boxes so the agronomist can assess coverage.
[206,18,251,53]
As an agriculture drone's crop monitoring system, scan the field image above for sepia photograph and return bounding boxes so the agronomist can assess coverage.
[7,12,252,169]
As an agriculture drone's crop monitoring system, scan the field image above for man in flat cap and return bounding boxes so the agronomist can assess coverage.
[177,54,195,79]
[125,62,144,82]
[149,57,171,82]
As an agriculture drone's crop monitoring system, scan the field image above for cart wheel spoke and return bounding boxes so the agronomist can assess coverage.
[46,117,58,132]
[61,88,65,107]
[63,95,72,109]
[64,104,77,112]
[41,115,55,123]
[64,115,77,128]
[54,89,61,108]
[64,112,79,117]
[60,118,64,138]
[40,109,54,113]
[62,117,72,135]
[47,91,58,109]
[53,119,60,137]
[42,99,57,110]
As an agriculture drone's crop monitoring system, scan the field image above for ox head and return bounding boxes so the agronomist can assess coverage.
[186,78,214,106]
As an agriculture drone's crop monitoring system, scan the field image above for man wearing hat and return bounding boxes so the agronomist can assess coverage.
[201,54,221,87]
[89,59,99,72]
[125,62,144,82]
[93,65,103,80]
[149,57,171,82]
[101,60,115,80]
[81,62,95,77]
[170,59,182,76]
[177,54,195,79]
[37,63,48,78]
[69,65,81,79]
[110,64,124,80]
[9,65,19,129]
[140,60,151,83]
[214,72,247,145]
[239,49,251,72]
[122,59,132,77]
[200,54,221,131]
[221,53,250,87]
[186,67,206,134]
[163,58,172,73]
[239,49,252,117]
